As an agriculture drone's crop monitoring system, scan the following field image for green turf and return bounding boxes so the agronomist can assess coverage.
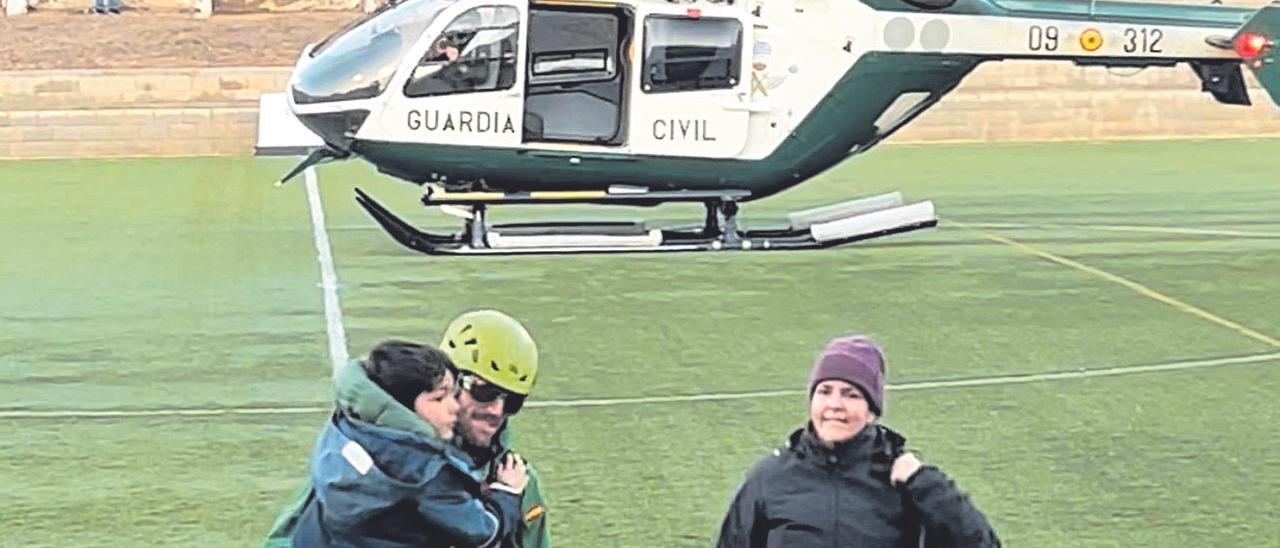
[1,139,1277,546]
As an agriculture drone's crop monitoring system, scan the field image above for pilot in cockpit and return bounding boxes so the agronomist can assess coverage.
[406,7,512,98]
[430,35,461,63]
[416,31,489,92]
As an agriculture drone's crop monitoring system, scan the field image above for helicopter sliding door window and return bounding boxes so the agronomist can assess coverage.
[532,49,609,77]
[523,7,630,146]
[642,16,742,93]
[404,6,520,97]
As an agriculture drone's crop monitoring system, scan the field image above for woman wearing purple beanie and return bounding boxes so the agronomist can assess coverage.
[715,335,1001,548]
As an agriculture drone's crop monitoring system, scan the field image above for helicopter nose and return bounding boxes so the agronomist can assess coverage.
[294,109,370,152]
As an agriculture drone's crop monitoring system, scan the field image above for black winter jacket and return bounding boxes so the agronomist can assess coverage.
[716,424,1000,548]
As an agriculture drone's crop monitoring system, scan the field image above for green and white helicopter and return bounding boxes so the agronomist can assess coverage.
[279,0,1280,255]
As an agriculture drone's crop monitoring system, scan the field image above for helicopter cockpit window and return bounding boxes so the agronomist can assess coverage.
[292,0,454,105]
[642,16,742,93]
[405,6,520,97]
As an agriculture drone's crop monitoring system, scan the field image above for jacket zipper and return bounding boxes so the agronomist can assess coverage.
[830,458,840,548]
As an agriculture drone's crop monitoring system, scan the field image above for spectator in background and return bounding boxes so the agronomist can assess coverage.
[92,0,121,15]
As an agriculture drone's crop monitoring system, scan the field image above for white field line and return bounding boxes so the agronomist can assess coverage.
[305,167,349,375]
[3,351,1277,420]
[959,222,1280,239]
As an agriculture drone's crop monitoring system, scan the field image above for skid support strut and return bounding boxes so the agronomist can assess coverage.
[466,205,489,250]
[705,199,742,248]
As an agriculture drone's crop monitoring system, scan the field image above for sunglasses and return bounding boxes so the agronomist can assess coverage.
[460,373,525,415]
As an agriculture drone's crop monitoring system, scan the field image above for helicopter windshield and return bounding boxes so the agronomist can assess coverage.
[293,0,458,104]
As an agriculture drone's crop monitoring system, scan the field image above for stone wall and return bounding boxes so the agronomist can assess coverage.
[0,67,285,158]
[898,62,1280,142]
[2,62,1279,160]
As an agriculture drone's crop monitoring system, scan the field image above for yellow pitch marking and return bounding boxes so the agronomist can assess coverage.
[953,221,1280,348]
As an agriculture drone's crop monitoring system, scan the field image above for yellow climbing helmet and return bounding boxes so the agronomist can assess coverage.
[439,310,539,396]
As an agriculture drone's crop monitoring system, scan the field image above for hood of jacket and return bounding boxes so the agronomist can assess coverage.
[333,359,436,436]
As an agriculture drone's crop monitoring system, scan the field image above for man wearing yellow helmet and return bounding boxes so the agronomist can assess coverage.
[439,310,551,548]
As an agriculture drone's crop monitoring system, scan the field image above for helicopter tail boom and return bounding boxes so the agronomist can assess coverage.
[891,1,1280,106]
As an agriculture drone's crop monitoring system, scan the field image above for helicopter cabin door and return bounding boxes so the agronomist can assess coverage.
[367,2,527,149]
[628,5,751,158]
[522,4,631,146]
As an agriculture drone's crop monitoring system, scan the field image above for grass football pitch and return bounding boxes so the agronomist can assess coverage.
[1,139,1277,547]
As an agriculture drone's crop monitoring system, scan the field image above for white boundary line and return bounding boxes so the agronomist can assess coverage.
[305,167,349,374]
[3,351,1276,420]
[958,222,1280,239]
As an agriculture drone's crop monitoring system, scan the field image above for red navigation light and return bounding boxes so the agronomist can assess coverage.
[686,8,702,18]
[1234,32,1269,59]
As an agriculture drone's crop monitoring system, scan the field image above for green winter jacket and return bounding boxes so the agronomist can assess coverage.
[461,421,552,548]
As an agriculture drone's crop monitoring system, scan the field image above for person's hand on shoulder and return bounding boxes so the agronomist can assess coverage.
[890,451,923,486]
[493,451,528,493]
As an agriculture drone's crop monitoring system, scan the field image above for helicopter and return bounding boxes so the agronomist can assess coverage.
[277,0,1280,255]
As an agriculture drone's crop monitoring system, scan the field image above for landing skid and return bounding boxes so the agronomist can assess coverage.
[354,187,937,256]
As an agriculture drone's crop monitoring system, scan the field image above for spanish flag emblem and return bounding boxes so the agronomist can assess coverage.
[524,505,546,522]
